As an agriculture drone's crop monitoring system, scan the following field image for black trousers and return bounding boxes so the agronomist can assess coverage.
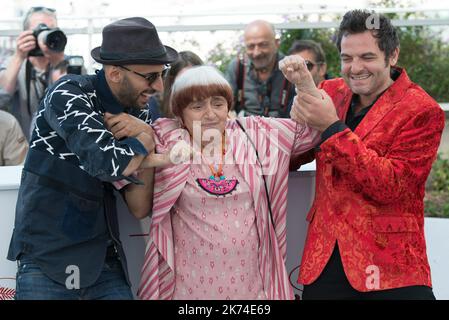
[302,244,435,300]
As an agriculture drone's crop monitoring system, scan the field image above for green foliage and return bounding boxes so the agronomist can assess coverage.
[279,28,341,79]
[425,196,449,218]
[425,154,449,218]
[427,154,449,193]
[396,26,449,102]
[206,38,244,74]
[278,6,449,101]
[206,0,449,101]
[207,43,235,73]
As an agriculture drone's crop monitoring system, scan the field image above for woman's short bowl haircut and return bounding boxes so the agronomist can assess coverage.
[170,66,233,117]
[162,51,204,118]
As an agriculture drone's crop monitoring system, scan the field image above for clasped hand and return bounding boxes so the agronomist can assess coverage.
[104,112,192,168]
[279,55,339,132]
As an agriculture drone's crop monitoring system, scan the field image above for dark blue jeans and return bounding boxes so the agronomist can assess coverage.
[15,254,133,300]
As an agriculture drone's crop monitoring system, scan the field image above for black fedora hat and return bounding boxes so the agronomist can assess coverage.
[91,17,178,65]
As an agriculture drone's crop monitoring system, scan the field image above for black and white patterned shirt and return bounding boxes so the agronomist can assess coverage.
[29,69,151,182]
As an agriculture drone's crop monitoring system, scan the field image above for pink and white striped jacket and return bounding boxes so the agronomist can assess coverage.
[138,116,320,300]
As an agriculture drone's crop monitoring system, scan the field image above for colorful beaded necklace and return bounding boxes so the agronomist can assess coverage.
[196,134,239,196]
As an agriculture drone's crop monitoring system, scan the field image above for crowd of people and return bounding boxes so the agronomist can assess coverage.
[2,7,445,301]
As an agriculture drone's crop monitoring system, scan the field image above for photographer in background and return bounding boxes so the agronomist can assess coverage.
[0,7,70,141]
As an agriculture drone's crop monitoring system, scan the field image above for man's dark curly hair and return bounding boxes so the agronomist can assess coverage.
[336,10,400,65]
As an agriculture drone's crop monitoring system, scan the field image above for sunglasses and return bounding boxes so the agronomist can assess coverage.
[23,6,57,29]
[27,6,56,14]
[305,60,324,71]
[118,65,170,85]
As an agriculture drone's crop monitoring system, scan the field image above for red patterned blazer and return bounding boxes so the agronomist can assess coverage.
[298,68,445,291]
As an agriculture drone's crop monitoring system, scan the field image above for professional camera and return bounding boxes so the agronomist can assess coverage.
[29,23,67,57]
[52,55,85,76]
[66,55,84,75]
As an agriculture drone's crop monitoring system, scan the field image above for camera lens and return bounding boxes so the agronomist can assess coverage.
[44,29,67,52]
[28,24,68,57]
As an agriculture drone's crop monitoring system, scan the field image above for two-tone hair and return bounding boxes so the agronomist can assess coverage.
[162,51,204,118]
[170,66,233,117]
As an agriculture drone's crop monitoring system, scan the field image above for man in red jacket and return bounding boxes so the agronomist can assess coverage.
[287,10,445,299]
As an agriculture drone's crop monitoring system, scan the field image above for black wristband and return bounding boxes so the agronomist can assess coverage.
[321,120,348,143]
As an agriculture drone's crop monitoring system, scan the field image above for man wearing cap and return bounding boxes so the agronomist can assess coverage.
[7,17,178,300]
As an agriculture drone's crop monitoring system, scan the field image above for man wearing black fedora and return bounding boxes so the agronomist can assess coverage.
[8,17,178,299]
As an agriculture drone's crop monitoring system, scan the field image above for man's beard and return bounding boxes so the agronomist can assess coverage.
[116,76,139,109]
[116,76,155,109]
[252,55,271,70]
[252,53,277,73]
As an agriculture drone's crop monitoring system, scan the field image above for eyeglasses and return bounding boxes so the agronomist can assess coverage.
[305,60,324,72]
[29,6,56,13]
[118,65,170,85]
[25,6,56,17]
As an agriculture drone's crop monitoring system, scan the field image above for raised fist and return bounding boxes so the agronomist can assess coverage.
[279,55,321,99]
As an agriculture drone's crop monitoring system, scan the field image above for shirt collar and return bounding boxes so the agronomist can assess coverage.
[95,69,126,114]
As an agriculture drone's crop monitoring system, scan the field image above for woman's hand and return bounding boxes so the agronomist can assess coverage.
[294,89,339,132]
[279,55,321,99]
[139,140,193,169]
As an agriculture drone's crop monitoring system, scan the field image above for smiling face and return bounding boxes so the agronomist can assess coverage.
[244,21,279,71]
[340,31,399,105]
[115,64,165,109]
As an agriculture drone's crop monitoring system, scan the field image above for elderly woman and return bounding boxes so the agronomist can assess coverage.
[126,60,323,300]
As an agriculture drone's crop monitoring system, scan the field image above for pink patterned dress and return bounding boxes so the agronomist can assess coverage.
[171,159,266,300]
[139,117,321,300]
